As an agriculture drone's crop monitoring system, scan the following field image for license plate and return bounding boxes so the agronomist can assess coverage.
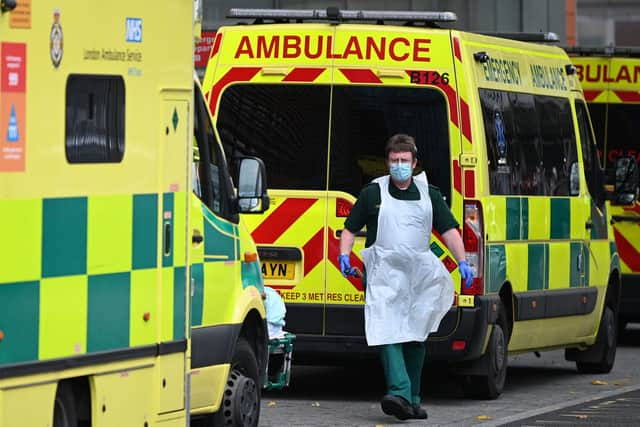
[261,260,296,280]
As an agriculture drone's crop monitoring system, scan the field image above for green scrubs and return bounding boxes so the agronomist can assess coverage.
[344,178,458,405]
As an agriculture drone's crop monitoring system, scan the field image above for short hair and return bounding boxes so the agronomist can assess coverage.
[385,134,417,160]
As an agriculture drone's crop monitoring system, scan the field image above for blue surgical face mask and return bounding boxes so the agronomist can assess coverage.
[389,162,413,181]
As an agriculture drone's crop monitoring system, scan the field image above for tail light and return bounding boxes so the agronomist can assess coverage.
[336,197,353,218]
[462,200,484,295]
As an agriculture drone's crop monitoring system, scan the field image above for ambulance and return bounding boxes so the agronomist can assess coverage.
[1,1,270,426]
[566,47,640,334]
[202,8,628,398]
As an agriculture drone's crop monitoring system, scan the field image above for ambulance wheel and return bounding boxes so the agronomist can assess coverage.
[53,382,78,427]
[576,306,617,374]
[215,337,260,427]
[462,316,508,400]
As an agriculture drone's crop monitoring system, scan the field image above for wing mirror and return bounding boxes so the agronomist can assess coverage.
[236,156,270,213]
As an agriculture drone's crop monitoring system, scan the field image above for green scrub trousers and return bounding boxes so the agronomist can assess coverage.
[379,342,425,405]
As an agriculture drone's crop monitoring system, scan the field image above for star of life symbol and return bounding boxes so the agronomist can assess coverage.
[50,9,63,67]
[7,105,19,142]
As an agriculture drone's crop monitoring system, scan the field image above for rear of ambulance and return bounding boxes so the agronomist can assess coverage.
[201,9,490,363]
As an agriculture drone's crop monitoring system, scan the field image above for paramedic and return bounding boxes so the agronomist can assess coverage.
[338,134,473,421]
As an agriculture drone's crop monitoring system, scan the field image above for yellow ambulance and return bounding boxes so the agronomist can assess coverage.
[566,47,640,334]
[1,1,269,426]
[202,8,627,398]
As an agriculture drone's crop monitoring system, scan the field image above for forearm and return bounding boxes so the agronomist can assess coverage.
[441,228,466,263]
[339,228,356,255]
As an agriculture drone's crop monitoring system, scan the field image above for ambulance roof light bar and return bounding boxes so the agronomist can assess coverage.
[475,32,559,43]
[563,45,640,58]
[228,8,457,25]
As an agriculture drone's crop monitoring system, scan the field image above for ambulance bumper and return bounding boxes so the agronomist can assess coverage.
[426,295,500,361]
[290,295,499,363]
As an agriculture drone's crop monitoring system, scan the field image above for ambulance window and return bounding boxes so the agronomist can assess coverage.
[576,100,605,207]
[216,84,330,191]
[65,75,124,163]
[480,89,578,196]
[603,104,640,175]
[194,86,236,221]
[586,103,606,169]
[329,86,451,203]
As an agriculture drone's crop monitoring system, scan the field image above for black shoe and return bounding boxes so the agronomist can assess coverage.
[381,394,413,421]
[411,404,428,419]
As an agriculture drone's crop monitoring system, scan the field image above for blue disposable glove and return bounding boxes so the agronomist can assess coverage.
[459,260,473,288]
[338,254,352,277]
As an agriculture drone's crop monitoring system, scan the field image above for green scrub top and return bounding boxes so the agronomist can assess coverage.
[344,178,459,248]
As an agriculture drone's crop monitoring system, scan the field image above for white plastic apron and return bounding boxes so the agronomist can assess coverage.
[360,172,454,346]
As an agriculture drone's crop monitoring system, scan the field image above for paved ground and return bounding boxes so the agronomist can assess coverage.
[258,325,640,426]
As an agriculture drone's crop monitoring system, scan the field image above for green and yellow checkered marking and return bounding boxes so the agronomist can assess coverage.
[0,192,188,366]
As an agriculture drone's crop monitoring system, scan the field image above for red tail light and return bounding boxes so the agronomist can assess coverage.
[462,200,484,295]
[336,197,353,218]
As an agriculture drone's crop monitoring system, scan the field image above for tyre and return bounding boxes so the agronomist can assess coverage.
[214,337,261,427]
[53,382,78,427]
[576,306,617,374]
[462,314,508,400]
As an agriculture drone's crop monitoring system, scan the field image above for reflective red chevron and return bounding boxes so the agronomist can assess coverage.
[614,90,640,102]
[583,90,602,101]
[339,68,382,84]
[251,198,317,244]
[210,32,221,60]
[283,67,326,82]
[301,227,363,291]
[453,159,462,196]
[614,228,640,272]
[208,67,261,115]
[453,36,462,62]
[405,70,472,143]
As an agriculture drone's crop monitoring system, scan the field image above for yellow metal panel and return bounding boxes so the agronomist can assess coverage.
[129,269,158,347]
[161,268,174,342]
[172,191,187,268]
[201,261,237,325]
[0,199,41,283]
[0,382,56,427]
[505,243,528,292]
[548,243,570,290]
[527,197,550,240]
[190,364,230,414]
[92,366,154,426]
[39,276,88,359]
[87,195,132,275]
[484,196,506,242]
[158,353,185,414]
[570,197,588,240]
[588,240,610,286]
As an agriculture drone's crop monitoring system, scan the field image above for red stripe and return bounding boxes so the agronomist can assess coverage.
[339,69,382,84]
[283,67,325,82]
[210,32,221,60]
[267,285,296,290]
[464,170,475,198]
[440,83,460,128]
[453,159,462,196]
[327,227,364,291]
[453,36,462,62]
[583,90,602,102]
[614,90,640,102]
[614,228,640,271]
[208,67,261,115]
[302,229,324,276]
[460,98,472,143]
[251,198,317,244]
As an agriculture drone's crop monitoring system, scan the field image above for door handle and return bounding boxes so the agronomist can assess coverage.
[192,229,203,244]
[585,221,593,230]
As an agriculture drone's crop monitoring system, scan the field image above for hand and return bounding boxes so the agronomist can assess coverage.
[338,254,352,277]
[459,260,473,288]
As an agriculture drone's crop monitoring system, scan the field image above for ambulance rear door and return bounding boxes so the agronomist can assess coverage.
[325,24,464,338]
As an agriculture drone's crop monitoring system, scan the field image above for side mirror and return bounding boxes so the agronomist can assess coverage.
[613,155,639,205]
[236,156,270,213]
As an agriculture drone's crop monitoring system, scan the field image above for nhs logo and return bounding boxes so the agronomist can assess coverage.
[126,18,143,43]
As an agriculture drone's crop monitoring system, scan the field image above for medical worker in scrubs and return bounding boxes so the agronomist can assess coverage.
[339,134,473,421]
